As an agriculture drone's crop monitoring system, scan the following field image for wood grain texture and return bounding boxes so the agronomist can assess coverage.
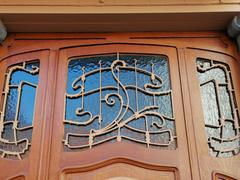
[64,163,175,180]
[0,0,239,33]
[62,158,178,180]
[0,0,237,6]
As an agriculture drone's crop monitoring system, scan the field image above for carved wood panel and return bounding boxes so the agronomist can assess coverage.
[62,158,178,180]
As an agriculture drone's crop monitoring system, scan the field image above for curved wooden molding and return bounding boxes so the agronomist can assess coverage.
[213,171,239,180]
[61,157,179,180]
[8,175,25,180]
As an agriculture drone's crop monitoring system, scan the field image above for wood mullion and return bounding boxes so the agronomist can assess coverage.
[177,47,202,180]
[36,49,60,180]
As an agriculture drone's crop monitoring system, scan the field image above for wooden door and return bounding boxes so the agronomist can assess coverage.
[48,44,191,180]
[0,50,50,180]
[0,32,239,180]
[185,49,240,180]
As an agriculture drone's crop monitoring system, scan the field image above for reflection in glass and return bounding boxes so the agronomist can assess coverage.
[0,61,40,160]
[64,53,176,151]
[197,58,240,157]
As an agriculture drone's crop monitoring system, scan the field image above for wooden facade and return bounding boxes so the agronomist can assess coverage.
[0,32,239,180]
[0,1,240,180]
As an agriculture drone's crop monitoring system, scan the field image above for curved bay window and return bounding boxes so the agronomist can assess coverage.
[0,33,239,180]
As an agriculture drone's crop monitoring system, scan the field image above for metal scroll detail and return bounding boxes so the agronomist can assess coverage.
[0,61,39,160]
[197,58,240,157]
[63,53,176,150]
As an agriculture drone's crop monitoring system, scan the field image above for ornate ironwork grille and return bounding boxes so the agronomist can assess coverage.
[0,61,39,160]
[63,53,176,150]
[197,58,240,157]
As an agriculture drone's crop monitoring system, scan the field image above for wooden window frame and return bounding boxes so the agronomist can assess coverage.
[0,32,239,180]
[0,50,50,179]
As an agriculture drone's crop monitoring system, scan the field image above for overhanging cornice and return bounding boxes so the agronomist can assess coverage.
[0,3,239,32]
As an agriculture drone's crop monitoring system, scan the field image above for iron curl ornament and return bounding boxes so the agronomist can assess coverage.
[63,53,176,150]
[0,61,39,160]
[197,58,240,157]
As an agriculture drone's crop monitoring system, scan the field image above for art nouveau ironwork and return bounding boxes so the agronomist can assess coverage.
[0,61,39,160]
[197,58,240,157]
[63,53,176,150]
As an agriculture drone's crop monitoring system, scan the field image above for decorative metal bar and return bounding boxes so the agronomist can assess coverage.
[197,58,240,157]
[0,61,39,160]
[64,53,176,150]
[99,60,102,129]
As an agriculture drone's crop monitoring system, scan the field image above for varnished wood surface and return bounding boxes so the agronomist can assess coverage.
[0,32,239,180]
[185,49,240,180]
[0,51,50,180]
[62,158,178,180]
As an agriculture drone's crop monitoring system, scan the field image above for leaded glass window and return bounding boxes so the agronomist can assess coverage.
[196,58,240,157]
[0,61,39,160]
[63,53,176,150]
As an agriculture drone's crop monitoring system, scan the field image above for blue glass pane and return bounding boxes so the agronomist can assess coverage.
[0,60,40,160]
[5,88,18,122]
[67,55,117,94]
[64,53,176,151]
[10,70,39,86]
[18,84,37,127]
[2,124,14,141]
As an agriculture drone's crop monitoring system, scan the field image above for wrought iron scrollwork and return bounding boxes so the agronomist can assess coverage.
[197,58,240,157]
[0,61,39,160]
[64,53,176,150]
